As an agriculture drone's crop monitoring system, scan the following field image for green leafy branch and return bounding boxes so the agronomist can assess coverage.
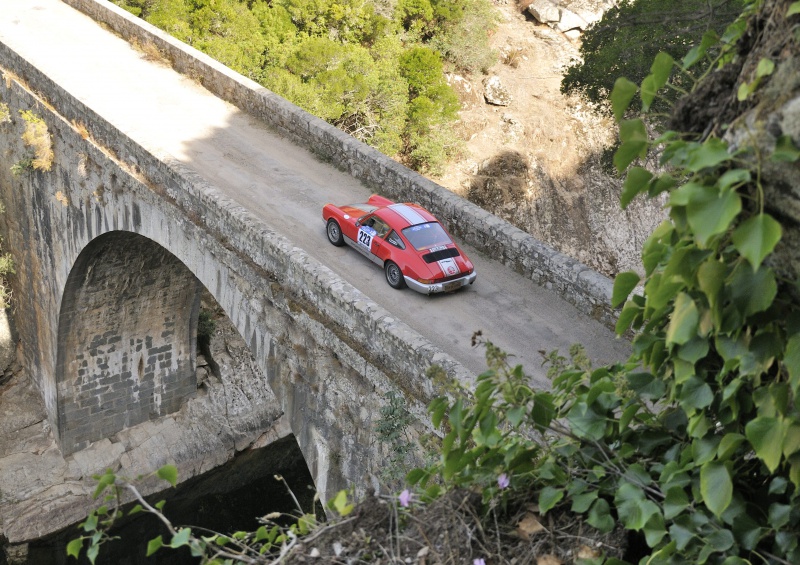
[405,3,800,563]
[68,466,351,565]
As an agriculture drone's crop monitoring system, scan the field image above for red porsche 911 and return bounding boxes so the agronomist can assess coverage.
[322,194,476,294]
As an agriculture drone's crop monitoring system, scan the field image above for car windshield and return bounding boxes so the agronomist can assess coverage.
[402,222,452,250]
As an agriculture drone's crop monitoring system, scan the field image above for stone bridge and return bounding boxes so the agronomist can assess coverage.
[0,0,628,549]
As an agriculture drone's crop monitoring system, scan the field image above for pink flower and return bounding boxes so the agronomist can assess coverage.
[497,473,510,489]
[399,489,412,507]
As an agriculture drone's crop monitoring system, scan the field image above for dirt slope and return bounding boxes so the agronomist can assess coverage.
[437,0,665,277]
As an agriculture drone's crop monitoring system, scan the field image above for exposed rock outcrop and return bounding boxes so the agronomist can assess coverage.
[528,0,616,34]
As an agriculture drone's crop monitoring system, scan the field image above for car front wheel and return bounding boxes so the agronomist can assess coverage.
[326,219,345,246]
[384,261,406,289]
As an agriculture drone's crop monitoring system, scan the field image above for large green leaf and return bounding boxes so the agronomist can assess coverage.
[614,119,648,172]
[66,538,84,559]
[785,334,800,396]
[700,461,733,517]
[685,186,742,245]
[587,498,614,533]
[644,512,667,547]
[692,436,721,465]
[666,293,699,345]
[615,483,660,531]
[728,264,777,318]
[539,486,564,513]
[640,74,657,111]
[717,433,745,461]
[772,135,800,162]
[663,487,689,520]
[645,273,684,311]
[769,503,792,529]
[732,214,782,271]
[706,529,735,552]
[146,536,164,557]
[698,260,726,315]
[680,376,714,411]
[627,372,666,400]
[571,490,598,513]
[612,271,640,307]
[746,416,787,472]
[783,424,800,457]
[157,464,178,487]
[610,77,638,121]
[650,52,674,90]
[170,528,191,548]
[668,180,705,206]
[717,168,751,190]
[568,402,607,441]
[686,138,732,172]
[621,167,653,208]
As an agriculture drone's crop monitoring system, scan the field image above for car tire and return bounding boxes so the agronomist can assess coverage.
[384,261,406,289]
[326,219,345,246]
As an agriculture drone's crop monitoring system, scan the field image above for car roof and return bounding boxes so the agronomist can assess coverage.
[376,203,438,230]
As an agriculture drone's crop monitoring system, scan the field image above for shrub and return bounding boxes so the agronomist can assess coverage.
[19,110,53,172]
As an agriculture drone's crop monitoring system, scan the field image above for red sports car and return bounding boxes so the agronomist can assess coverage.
[322,195,477,294]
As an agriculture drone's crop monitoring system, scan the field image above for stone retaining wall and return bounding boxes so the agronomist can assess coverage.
[62,0,618,329]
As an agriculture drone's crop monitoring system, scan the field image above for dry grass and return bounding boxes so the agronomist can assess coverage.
[502,46,526,68]
[73,120,90,139]
[55,191,70,207]
[19,110,53,171]
[0,103,10,124]
[131,37,168,64]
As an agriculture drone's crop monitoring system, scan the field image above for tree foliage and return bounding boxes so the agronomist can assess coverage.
[113,0,497,172]
[562,0,746,112]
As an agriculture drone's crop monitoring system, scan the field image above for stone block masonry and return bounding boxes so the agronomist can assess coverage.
[56,231,200,453]
[63,0,619,329]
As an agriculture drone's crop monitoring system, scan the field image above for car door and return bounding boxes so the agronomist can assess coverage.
[354,215,391,266]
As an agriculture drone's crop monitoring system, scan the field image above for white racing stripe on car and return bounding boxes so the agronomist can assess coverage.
[437,258,461,277]
[389,204,427,226]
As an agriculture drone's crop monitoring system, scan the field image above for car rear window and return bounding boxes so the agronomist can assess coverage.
[402,222,452,250]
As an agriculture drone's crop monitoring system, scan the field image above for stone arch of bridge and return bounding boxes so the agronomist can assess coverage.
[54,230,202,455]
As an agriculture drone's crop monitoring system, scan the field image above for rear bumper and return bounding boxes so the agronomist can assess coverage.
[404,271,477,295]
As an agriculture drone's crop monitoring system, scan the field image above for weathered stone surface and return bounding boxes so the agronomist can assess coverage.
[554,8,589,32]
[528,0,615,33]
[528,0,560,23]
[483,75,513,106]
[0,310,286,544]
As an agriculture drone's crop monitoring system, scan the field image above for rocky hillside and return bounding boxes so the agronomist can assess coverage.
[437,0,665,277]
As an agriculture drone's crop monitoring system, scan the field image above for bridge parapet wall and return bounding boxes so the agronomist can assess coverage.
[63,0,618,329]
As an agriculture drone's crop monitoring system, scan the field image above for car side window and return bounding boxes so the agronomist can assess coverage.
[365,216,390,238]
[386,230,405,249]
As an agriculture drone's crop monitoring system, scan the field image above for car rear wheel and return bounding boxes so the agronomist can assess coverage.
[384,261,406,289]
[326,219,345,246]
